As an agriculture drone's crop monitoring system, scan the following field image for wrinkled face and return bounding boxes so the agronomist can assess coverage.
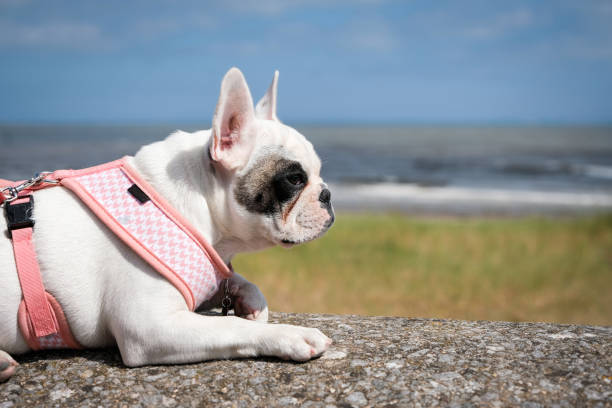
[209,68,334,248]
[232,128,334,247]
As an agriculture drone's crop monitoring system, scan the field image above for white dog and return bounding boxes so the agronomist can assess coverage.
[0,68,334,381]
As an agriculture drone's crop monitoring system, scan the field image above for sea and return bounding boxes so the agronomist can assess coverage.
[2,124,612,215]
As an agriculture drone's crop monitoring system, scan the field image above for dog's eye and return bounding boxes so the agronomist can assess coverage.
[286,173,305,186]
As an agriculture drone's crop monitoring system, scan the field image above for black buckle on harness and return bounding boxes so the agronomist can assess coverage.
[4,195,35,237]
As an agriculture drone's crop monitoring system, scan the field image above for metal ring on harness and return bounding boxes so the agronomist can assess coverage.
[1,172,58,206]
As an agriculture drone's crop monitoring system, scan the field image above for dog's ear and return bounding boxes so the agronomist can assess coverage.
[255,70,279,121]
[210,67,256,169]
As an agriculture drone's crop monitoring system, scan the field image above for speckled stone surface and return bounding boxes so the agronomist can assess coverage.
[1,313,611,407]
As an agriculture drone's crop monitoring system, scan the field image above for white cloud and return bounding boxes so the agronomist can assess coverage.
[463,8,533,39]
[207,39,262,55]
[131,14,215,39]
[522,1,612,61]
[0,12,215,50]
[0,0,30,6]
[341,19,396,52]
[222,0,387,15]
[0,20,107,49]
[562,36,612,60]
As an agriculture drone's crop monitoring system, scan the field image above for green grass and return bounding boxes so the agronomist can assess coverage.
[234,213,612,325]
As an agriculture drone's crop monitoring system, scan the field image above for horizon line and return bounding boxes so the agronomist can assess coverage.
[1,119,612,127]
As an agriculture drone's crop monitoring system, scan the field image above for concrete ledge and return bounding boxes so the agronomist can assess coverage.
[1,313,610,407]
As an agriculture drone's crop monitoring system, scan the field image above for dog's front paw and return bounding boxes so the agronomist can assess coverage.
[0,351,18,382]
[230,281,268,322]
[266,325,332,362]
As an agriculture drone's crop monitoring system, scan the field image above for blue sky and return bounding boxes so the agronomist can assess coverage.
[1,0,611,124]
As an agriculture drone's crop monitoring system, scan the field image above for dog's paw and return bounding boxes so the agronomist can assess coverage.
[230,281,268,322]
[247,305,268,322]
[0,350,18,382]
[265,325,332,362]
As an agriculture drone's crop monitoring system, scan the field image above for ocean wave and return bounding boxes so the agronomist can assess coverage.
[328,182,612,214]
[582,164,612,180]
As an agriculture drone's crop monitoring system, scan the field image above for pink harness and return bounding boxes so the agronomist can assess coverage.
[1,157,232,350]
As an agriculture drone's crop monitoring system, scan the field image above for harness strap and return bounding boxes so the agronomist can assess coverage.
[12,228,58,337]
[3,158,232,350]
[6,196,59,337]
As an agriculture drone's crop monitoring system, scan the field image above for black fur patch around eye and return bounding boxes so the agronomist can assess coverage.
[234,156,307,215]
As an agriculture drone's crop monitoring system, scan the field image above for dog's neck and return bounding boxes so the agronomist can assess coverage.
[130,130,262,264]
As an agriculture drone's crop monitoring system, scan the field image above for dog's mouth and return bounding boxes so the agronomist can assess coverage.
[280,239,298,248]
[277,218,334,248]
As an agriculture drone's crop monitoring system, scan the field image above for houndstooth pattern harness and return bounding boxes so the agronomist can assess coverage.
[1,157,232,350]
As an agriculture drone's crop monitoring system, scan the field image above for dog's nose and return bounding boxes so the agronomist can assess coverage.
[319,188,331,205]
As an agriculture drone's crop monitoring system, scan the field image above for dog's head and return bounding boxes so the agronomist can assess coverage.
[209,68,334,249]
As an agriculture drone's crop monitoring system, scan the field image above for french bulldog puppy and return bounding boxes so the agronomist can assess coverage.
[0,67,335,381]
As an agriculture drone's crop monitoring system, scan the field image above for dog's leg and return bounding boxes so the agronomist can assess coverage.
[226,273,269,322]
[196,273,269,322]
[113,311,331,367]
[0,350,18,382]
